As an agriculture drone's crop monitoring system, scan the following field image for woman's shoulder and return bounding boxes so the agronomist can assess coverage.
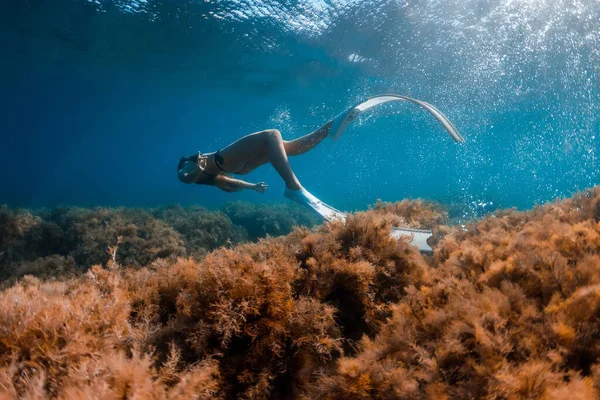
[195,172,218,184]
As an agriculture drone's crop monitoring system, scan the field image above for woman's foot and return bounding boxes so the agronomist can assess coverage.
[283,188,346,223]
[284,187,321,206]
[284,187,347,222]
[329,106,362,141]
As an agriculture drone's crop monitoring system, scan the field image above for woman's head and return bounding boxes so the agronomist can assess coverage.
[177,151,206,184]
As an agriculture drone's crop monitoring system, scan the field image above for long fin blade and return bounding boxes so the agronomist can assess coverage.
[350,94,465,143]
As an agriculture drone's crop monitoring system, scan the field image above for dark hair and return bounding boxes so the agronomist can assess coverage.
[177,157,188,172]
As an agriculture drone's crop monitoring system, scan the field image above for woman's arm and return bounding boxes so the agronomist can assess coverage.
[213,175,268,193]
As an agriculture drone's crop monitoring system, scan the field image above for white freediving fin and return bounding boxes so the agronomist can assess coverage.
[284,188,434,254]
[391,227,433,254]
[284,188,347,222]
[330,107,361,141]
[329,94,465,143]
[311,201,347,223]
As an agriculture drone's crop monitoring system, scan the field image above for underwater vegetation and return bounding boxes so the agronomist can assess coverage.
[221,201,322,241]
[0,203,318,284]
[1,189,600,399]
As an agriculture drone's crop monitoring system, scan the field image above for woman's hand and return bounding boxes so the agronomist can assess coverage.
[195,152,208,171]
[253,182,268,193]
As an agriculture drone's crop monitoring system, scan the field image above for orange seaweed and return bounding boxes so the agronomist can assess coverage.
[2,191,600,398]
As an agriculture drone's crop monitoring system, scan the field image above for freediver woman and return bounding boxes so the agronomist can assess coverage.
[177,120,334,206]
[177,95,465,209]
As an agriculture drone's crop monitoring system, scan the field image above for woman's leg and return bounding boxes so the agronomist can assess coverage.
[283,120,332,156]
[240,121,333,171]
[262,129,302,190]
[218,129,302,190]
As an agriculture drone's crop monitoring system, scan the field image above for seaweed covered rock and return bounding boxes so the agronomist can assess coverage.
[0,208,88,286]
[0,202,324,283]
[372,198,449,229]
[4,191,600,399]
[315,189,600,399]
[0,272,221,399]
[289,212,429,344]
[2,255,78,287]
[152,204,247,257]
[42,207,188,267]
[0,206,43,262]
[0,201,430,399]
[126,211,425,398]
[0,206,188,282]
[221,201,321,241]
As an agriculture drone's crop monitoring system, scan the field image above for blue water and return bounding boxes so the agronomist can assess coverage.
[1,0,599,219]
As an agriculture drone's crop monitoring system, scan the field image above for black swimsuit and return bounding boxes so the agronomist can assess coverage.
[215,149,243,174]
[214,150,228,173]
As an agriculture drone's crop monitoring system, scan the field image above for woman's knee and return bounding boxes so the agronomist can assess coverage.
[283,140,298,156]
[261,129,282,144]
